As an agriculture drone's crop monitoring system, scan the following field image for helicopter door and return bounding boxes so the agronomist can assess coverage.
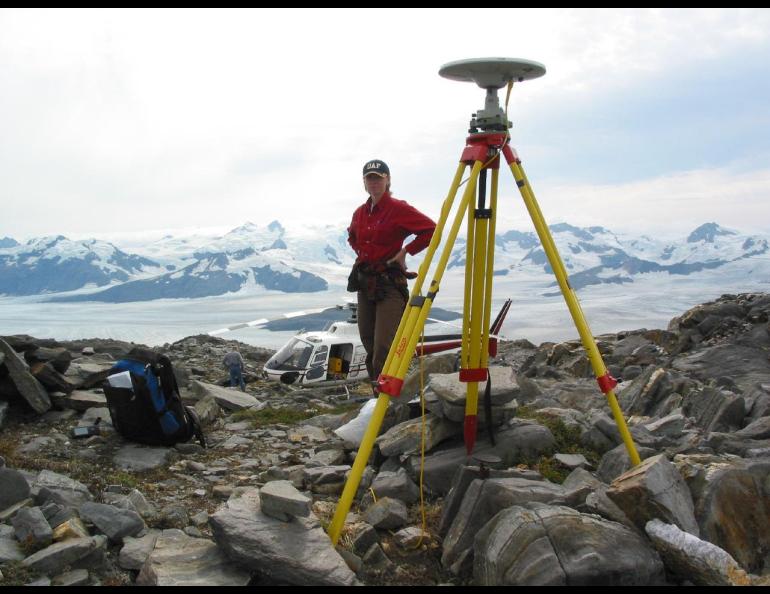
[304,345,328,384]
[328,343,353,380]
[348,345,368,379]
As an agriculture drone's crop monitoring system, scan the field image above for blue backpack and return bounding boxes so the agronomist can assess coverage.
[103,348,205,447]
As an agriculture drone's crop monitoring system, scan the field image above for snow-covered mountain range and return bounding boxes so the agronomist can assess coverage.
[0,221,767,303]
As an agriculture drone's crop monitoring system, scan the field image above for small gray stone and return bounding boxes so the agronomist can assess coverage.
[553,453,590,470]
[362,497,408,530]
[34,471,93,508]
[79,502,146,544]
[159,504,189,530]
[52,568,90,586]
[114,445,173,472]
[370,468,421,505]
[119,531,160,571]
[190,380,262,411]
[175,443,205,455]
[191,511,209,527]
[394,526,430,548]
[22,535,107,575]
[351,523,379,557]
[184,526,204,538]
[12,507,53,548]
[260,480,312,521]
[362,542,394,570]
[0,536,25,563]
[0,468,31,510]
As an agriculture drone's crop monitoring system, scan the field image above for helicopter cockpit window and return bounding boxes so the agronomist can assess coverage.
[312,345,328,365]
[265,338,313,371]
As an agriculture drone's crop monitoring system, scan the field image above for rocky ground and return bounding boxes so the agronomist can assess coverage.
[2,293,770,585]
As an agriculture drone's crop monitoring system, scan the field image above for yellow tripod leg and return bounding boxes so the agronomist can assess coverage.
[387,161,484,385]
[327,161,484,545]
[507,156,641,467]
[380,163,467,378]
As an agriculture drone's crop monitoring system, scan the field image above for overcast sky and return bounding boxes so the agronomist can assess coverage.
[2,8,770,243]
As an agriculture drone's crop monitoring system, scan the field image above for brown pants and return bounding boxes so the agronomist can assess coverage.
[357,282,407,381]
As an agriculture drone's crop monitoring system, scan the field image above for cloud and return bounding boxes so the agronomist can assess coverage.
[0,8,769,239]
[526,166,770,236]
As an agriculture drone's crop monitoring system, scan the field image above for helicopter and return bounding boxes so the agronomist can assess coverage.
[209,299,512,389]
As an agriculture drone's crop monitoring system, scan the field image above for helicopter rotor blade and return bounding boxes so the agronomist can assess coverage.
[208,305,348,336]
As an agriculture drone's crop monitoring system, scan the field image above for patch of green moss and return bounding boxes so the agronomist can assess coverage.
[515,406,602,483]
[233,402,360,428]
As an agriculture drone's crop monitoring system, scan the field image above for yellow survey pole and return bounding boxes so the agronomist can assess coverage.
[480,167,499,365]
[461,189,475,366]
[462,168,490,453]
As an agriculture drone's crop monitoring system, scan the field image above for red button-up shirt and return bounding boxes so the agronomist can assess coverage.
[348,192,436,265]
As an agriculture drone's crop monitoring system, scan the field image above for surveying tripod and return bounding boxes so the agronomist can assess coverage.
[328,58,640,545]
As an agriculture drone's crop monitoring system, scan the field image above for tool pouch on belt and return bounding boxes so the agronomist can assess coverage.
[350,262,414,302]
[382,268,410,303]
[346,264,362,292]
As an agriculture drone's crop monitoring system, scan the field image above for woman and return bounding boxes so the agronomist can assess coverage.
[347,159,436,390]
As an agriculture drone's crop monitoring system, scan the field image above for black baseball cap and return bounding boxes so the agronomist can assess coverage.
[363,159,390,177]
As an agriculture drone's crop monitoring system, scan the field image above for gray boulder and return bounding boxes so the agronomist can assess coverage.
[674,454,770,573]
[618,366,676,417]
[672,343,770,394]
[427,366,520,424]
[596,443,658,483]
[681,386,745,433]
[137,529,250,586]
[376,413,460,457]
[474,504,665,585]
[438,465,543,537]
[645,519,751,586]
[442,477,569,574]
[0,338,51,414]
[209,488,358,586]
[606,454,699,536]
[408,420,555,495]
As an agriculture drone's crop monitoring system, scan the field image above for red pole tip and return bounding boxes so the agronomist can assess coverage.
[464,415,478,456]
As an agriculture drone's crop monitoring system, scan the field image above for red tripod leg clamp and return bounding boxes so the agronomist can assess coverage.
[377,375,404,398]
[597,372,618,394]
[459,368,489,382]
